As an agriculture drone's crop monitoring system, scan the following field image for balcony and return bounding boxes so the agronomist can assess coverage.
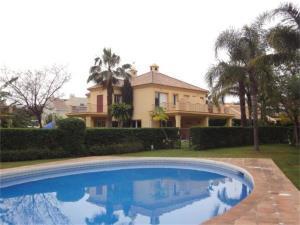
[68,103,107,114]
[155,102,231,115]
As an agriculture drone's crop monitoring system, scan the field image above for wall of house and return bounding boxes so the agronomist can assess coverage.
[132,84,207,128]
[87,87,122,113]
[132,86,155,127]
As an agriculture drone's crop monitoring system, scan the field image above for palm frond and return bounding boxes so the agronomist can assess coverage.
[273,2,300,30]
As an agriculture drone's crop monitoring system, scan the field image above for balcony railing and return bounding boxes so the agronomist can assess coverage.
[69,103,107,113]
[155,102,231,114]
[68,102,231,115]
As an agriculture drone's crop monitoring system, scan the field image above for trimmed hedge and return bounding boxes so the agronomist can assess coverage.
[85,128,179,150]
[0,127,179,161]
[190,126,289,150]
[57,118,86,153]
[0,129,61,150]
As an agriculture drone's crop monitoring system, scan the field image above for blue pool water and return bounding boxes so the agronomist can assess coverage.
[0,161,252,225]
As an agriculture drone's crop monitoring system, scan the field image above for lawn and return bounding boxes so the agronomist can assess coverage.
[1,144,299,189]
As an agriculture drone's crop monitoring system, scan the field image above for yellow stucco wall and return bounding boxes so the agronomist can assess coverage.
[86,84,209,128]
[87,86,122,113]
[132,84,207,127]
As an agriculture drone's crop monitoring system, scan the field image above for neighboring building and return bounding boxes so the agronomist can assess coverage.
[43,95,87,122]
[67,64,235,128]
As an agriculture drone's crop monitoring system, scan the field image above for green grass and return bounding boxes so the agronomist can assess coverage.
[1,144,299,189]
[122,144,300,189]
[0,158,70,169]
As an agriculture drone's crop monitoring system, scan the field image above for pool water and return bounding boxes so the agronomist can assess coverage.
[0,164,252,225]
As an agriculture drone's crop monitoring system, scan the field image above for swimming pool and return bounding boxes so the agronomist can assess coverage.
[0,158,253,225]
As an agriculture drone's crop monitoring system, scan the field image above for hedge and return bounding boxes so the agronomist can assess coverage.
[0,129,61,150]
[57,118,86,153]
[190,126,289,150]
[85,128,179,150]
[0,127,179,161]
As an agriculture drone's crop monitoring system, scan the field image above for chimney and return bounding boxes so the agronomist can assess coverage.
[150,64,159,72]
[129,62,138,77]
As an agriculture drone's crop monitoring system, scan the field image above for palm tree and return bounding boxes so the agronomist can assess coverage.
[240,25,267,151]
[206,61,248,127]
[151,106,169,127]
[213,24,267,151]
[271,2,300,29]
[111,103,131,127]
[88,48,131,127]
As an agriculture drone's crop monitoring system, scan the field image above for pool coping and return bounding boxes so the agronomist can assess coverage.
[1,157,299,225]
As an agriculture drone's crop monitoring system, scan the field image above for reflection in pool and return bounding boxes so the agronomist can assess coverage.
[0,167,251,225]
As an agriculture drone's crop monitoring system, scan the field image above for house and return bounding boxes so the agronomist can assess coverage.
[67,64,234,128]
[43,95,87,122]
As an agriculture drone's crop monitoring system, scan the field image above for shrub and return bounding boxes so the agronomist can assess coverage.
[57,118,86,153]
[190,126,289,150]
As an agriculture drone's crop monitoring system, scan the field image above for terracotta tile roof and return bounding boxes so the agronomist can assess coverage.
[87,71,208,92]
[131,71,208,92]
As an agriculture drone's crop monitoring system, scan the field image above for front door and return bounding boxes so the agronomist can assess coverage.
[97,95,103,112]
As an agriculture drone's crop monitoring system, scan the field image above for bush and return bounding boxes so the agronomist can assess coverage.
[190,126,289,150]
[57,118,86,153]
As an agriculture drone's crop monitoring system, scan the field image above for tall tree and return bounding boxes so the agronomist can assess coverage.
[206,61,248,127]
[121,78,133,118]
[1,65,70,128]
[212,23,267,150]
[261,2,300,145]
[88,48,131,127]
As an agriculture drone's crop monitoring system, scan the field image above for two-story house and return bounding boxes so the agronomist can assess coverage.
[67,64,234,128]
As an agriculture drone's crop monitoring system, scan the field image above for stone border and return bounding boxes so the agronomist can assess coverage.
[1,157,299,224]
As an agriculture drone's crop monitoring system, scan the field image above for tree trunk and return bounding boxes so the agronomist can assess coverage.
[249,71,259,151]
[246,92,252,125]
[260,97,268,125]
[293,116,299,147]
[106,79,113,128]
[238,80,247,127]
[36,113,43,128]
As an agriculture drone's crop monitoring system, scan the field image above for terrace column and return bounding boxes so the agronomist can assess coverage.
[226,118,233,127]
[201,116,209,127]
[175,114,181,128]
[85,116,93,128]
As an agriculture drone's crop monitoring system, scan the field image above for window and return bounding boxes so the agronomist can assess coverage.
[155,92,159,107]
[173,94,178,105]
[131,120,141,128]
[155,92,168,107]
[114,95,122,104]
[94,118,105,127]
